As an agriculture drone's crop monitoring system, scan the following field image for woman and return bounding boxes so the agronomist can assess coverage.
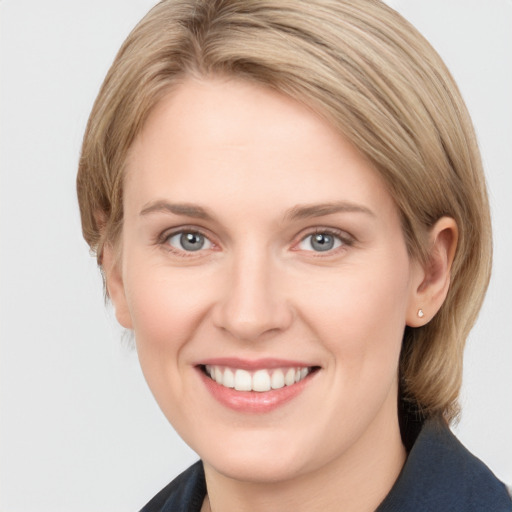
[77,1,512,510]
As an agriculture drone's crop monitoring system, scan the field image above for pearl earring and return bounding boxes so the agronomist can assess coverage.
[417,309,424,318]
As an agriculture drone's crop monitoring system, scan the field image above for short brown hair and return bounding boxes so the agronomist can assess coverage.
[77,0,492,423]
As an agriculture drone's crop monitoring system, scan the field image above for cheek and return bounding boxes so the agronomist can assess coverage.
[292,261,411,447]
[124,255,212,334]
[122,263,221,426]
[296,257,411,372]
[122,261,217,381]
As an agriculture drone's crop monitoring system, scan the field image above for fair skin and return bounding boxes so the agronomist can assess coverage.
[104,76,457,512]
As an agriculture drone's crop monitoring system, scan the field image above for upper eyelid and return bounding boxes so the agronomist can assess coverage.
[157,225,355,250]
[155,221,233,246]
[159,225,214,242]
[296,227,355,243]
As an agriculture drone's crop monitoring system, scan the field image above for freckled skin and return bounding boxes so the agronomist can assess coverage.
[106,77,428,511]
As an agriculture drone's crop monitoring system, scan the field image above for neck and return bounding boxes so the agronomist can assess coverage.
[202,409,406,512]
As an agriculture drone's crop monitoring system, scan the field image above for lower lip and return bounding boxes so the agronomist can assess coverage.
[198,368,316,413]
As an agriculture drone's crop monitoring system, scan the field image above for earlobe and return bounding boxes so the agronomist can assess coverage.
[407,217,458,327]
[102,243,133,329]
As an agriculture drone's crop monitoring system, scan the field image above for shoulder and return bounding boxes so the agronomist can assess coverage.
[139,461,206,512]
[378,419,512,511]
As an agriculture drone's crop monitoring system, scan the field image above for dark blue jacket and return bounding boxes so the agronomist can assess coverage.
[140,420,512,511]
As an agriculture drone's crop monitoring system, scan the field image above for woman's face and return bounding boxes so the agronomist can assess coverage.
[109,77,423,483]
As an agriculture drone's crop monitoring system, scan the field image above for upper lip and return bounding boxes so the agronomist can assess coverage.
[195,357,319,371]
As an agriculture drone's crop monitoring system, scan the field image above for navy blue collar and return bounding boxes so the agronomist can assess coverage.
[140,460,206,512]
[140,419,511,511]
[376,418,511,511]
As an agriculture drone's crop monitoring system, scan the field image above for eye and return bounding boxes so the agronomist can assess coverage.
[166,231,213,252]
[298,231,344,252]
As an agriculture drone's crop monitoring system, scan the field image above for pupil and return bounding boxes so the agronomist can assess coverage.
[181,232,204,251]
[312,233,333,251]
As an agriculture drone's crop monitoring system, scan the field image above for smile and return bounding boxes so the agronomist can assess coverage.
[203,365,314,392]
[197,359,321,413]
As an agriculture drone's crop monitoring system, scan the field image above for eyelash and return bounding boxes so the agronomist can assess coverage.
[156,227,354,257]
[295,228,354,255]
[158,226,216,257]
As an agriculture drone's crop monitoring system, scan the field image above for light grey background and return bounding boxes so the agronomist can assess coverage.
[1,1,510,510]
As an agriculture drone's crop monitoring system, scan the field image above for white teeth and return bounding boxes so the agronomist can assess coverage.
[271,369,285,389]
[234,369,252,391]
[205,365,313,392]
[223,368,235,388]
[252,370,271,392]
[214,367,223,385]
[285,368,296,386]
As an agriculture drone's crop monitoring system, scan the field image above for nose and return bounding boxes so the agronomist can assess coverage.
[212,249,293,342]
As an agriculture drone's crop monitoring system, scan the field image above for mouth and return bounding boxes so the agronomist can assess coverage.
[199,364,320,392]
[196,358,321,412]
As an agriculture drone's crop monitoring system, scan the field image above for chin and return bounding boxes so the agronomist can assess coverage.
[206,450,308,484]
[196,426,334,484]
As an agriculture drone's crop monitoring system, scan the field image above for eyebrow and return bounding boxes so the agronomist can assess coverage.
[283,201,375,221]
[139,200,374,221]
[140,200,214,220]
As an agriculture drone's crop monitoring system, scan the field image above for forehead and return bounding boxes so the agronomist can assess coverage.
[124,76,397,223]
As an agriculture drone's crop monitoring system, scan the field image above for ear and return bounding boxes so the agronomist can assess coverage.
[102,243,133,329]
[406,217,458,327]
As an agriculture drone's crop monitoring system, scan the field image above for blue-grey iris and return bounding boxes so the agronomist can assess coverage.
[181,232,205,251]
[311,233,335,251]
